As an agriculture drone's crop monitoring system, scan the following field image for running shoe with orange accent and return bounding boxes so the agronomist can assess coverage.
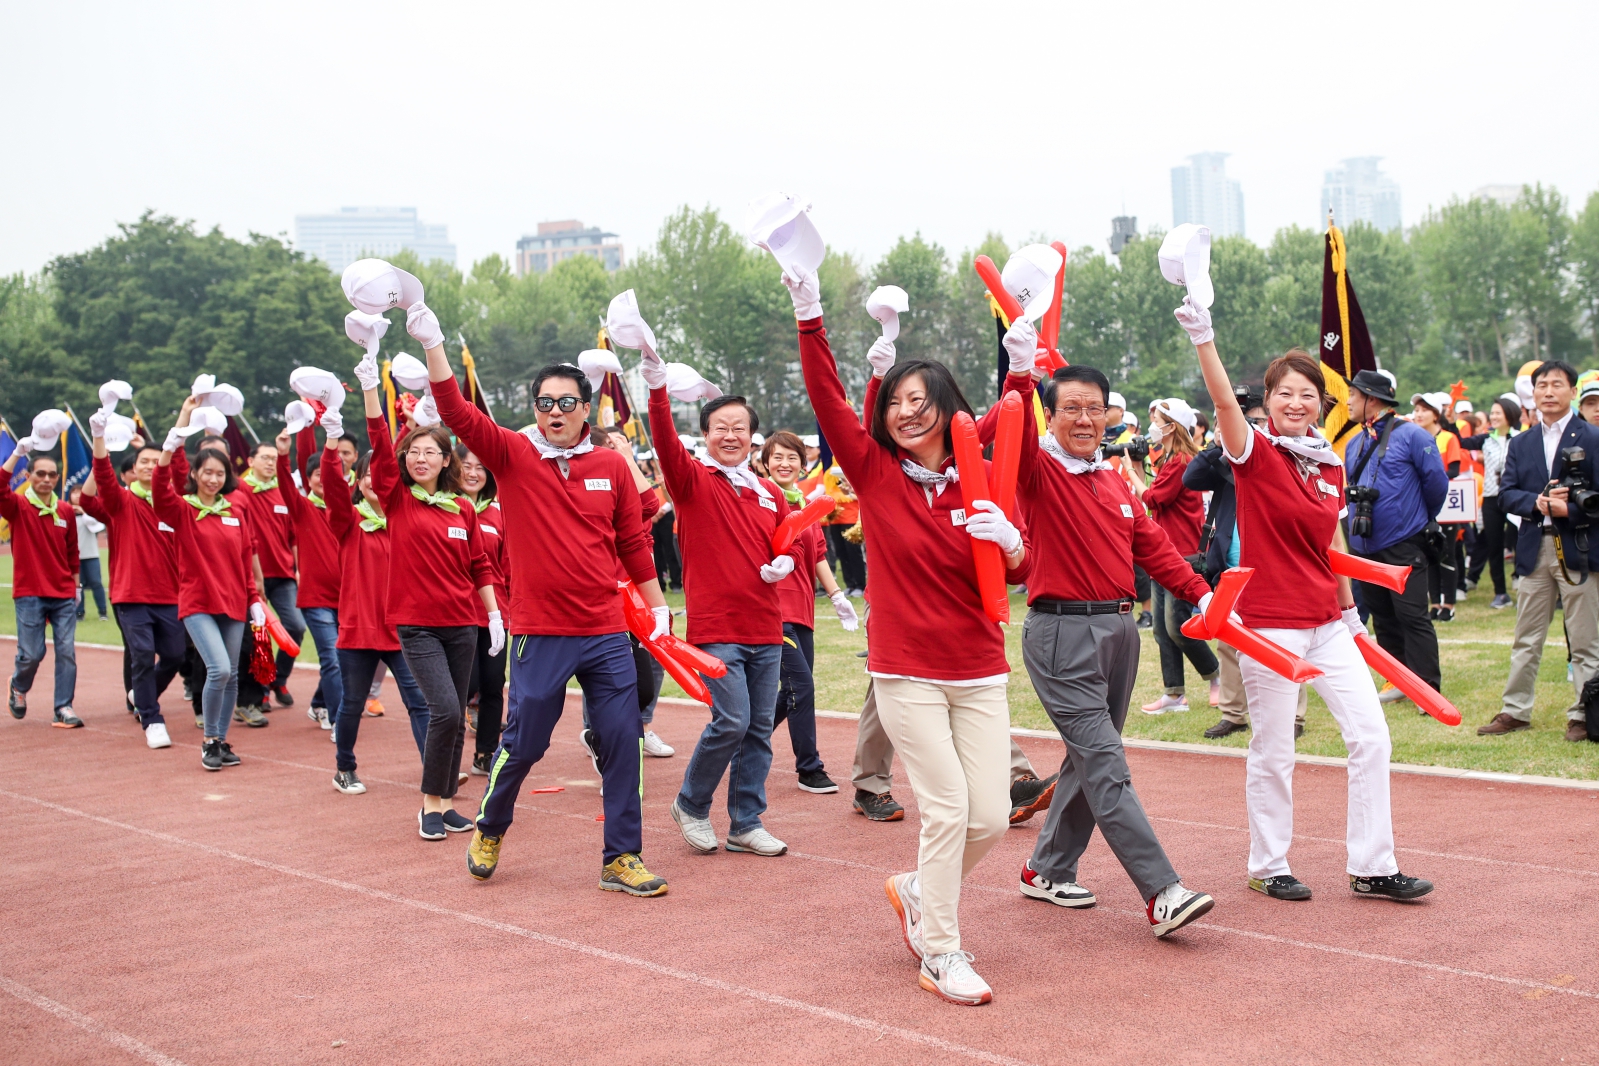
[885,872,924,960]
[919,951,992,1005]
[1008,772,1058,824]
[467,829,501,880]
[363,697,385,717]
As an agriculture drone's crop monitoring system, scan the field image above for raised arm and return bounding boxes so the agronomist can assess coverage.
[647,387,700,503]
[322,443,354,540]
[431,367,521,472]
[275,435,313,522]
[1175,301,1245,458]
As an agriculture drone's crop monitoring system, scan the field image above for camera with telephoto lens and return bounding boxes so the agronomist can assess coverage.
[1555,446,1599,521]
[1346,484,1380,539]
[1104,435,1151,462]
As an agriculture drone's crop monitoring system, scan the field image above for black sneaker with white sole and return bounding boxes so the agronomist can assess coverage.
[8,682,25,720]
[418,810,447,840]
[1148,884,1215,937]
[1249,874,1313,900]
[440,809,475,833]
[579,728,603,776]
[201,739,224,771]
[217,741,240,767]
[1019,863,1096,908]
[1350,871,1434,900]
[797,769,838,794]
[471,751,491,776]
[852,789,904,821]
[333,770,366,795]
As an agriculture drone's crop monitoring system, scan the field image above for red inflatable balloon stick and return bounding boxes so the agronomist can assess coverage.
[1034,241,1069,374]
[656,634,728,679]
[617,580,725,704]
[951,412,1010,625]
[1180,567,1324,684]
[1327,549,1412,594]
[265,613,300,658]
[1354,633,1461,725]
[990,391,1026,521]
[974,256,1026,323]
[771,495,836,556]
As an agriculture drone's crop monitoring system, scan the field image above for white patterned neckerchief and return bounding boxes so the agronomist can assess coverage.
[1040,432,1114,474]
[521,424,594,478]
[899,458,959,497]
[700,456,772,499]
[1263,424,1341,482]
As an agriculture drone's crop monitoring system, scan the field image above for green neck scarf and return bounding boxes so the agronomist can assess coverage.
[780,484,804,507]
[473,495,494,514]
[129,479,153,503]
[23,484,59,518]
[409,484,461,514]
[242,470,278,493]
[355,498,387,532]
[308,493,326,510]
[183,493,232,522]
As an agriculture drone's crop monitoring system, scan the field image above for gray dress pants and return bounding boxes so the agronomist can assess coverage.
[1023,609,1179,900]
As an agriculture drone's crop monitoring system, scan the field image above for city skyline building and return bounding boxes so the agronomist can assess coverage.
[516,220,624,275]
[1109,215,1139,255]
[1321,157,1402,232]
[293,207,456,275]
[1171,152,1245,238]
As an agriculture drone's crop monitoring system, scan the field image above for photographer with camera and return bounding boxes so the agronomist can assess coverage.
[1479,360,1599,742]
[1343,370,1449,702]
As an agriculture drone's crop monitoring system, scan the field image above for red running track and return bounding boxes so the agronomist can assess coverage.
[2,645,1596,1065]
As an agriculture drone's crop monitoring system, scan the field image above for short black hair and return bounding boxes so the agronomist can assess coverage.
[1533,360,1578,388]
[305,454,322,478]
[117,452,141,475]
[1042,365,1110,412]
[186,447,238,496]
[249,441,276,459]
[196,434,227,455]
[533,363,592,404]
[869,360,972,454]
[700,395,759,434]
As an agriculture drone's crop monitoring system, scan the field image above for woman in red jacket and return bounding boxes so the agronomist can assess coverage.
[1136,399,1220,714]
[273,424,344,732]
[355,352,499,840]
[455,444,509,776]
[153,397,262,771]
[783,269,1031,1006]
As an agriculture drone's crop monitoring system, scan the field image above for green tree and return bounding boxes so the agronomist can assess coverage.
[1571,191,1599,361]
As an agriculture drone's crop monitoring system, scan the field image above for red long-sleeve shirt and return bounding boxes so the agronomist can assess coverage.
[432,374,656,636]
[1141,452,1204,558]
[799,317,1031,680]
[648,387,802,647]
[613,487,660,582]
[151,460,255,620]
[367,414,495,629]
[83,456,178,605]
[0,481,77,600]
[472,498,509,627]
[275,452,340,610]
[777,523,826,629]
[241,473,297,580]
[322,447,400,651]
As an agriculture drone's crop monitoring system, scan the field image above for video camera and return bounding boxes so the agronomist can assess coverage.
[1104,436,1151,463]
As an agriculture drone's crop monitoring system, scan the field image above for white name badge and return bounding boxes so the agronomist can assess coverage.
[274,504,289,514]
[221,517,241,526]
[54,517,67,527]
[759,497,778,512]
[480,525,498,535]
[158,522,175,533]
[1316,479,1338,497]
[448,526,468,541]
[584,478,611,491]
[950,508,967,527]
[1120,504,1135,518]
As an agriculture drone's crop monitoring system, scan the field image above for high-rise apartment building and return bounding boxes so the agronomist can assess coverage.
[1321,158,1402,232]
[293,207,456,274]
[1171,153,1245,238]
[1109,216,1139,255]
[516,221,624,275]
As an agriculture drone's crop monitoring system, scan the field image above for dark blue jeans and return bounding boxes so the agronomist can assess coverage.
[1152,583,1219,696]
[334,647,429,773]
[11,596,77,709]
[477,632,642,863]
[301,607,341,722]
[115,602,185,726]
[77,559,107,619]
[775,623,824,774]
[676,642,781,835]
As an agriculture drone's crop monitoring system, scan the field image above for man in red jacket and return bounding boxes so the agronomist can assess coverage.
[2,443,81,727]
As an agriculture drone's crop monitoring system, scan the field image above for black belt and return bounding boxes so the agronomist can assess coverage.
[1030,598,1134,616]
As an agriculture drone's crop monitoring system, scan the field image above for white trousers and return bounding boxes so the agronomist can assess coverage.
[1238,622,1398,879]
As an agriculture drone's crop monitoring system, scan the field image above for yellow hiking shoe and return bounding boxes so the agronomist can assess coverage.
[467,829,502,881]
[600,853,668,897]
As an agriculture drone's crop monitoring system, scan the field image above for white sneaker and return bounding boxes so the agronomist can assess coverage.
[308,706,332,729]
[642,730,674,757]
[886,872,924,960]
[726,826,787,856]
[1141,694,1189,715]
[1018,863,1096,908]
[1147,882,1215,937]
[919,951,992,1005]
[670,799,719,853]
[144,722,172,749]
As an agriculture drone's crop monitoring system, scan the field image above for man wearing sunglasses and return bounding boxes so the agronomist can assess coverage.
[2,444,82,727]
[415,311,673,897]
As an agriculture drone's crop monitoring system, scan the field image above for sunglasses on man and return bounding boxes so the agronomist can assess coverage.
[535,396,584,413]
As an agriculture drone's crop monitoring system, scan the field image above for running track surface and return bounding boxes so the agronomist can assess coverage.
[2,646,1596,1066]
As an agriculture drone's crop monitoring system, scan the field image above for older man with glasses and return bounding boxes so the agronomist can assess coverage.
[1,444,82,727]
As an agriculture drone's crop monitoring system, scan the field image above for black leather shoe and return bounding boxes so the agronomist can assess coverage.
[1204,719,1248,738]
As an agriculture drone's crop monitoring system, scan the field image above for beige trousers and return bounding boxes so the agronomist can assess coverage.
[1502,536,1597,722]
[1217,643,1307,726]
[853,676,1034,793]
[872,677,1011,955]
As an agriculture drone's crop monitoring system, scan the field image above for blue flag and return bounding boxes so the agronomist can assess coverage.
[0,430,26,491]
[62,424,93,492]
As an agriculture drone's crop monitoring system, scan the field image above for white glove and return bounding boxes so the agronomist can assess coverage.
[487,610,505,656]
[162,427,185,453]
[406,301,445,351]
[354,350,381,392]
[640,343,668,391]
[1174,296,1214,346]
[88,409,109,438]
[1002,318,1039,375]
[867,337,896,379]
[320,408,344,440]
[760,555,796,583]
[249,602,266,627]
[11,435,38,454]
[830,590,859,631]
[1341,605,1366,641]
[964,499,1021,554]
[650,605,671,641]
[781,269,823,320]
[1198,592,1213,615]
[412,394,440,427]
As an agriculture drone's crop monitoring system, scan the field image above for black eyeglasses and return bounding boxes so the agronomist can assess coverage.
[535,396,583,413]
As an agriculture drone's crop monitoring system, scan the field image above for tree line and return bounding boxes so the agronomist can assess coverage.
[3,187,1597,444]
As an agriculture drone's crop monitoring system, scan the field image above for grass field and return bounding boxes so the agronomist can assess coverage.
[6,550,1596,779]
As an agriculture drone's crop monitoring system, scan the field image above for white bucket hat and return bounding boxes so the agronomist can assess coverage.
[866,285,910,342]
[341,258,424,315]
[577,349,623,391]
[290,366,346,410]
[746,193,825,277]
[1001,244,1064,322]
[389,353,430,392]
[605,290,658,351]
[1158,224,1213,309]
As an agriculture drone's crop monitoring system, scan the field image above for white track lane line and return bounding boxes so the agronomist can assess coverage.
[0,788,1037,1066]
[0,974,193,1066]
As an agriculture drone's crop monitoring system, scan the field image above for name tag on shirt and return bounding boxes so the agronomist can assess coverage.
[274,504,289,514]
[1120,504,1135,518]
[448,526,468,541]
[221,517,241,527]
[480,525,498,535]
[759,497,778,512]
[950,508,967,527]
[584,478,611,491]
[54,517,67,527]
[158,522,175,533]
[1316,479,1338,497]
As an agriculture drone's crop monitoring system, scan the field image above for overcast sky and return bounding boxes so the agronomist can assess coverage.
[4,0,1596,279]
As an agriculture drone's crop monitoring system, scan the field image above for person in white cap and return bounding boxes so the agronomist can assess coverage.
[1174,293,1433,903]
[2,437,81,727]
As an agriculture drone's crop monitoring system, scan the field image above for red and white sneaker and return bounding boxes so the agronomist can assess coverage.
[1019,863,1096,908]
[885,872,924,960]
[1147,882,1214,937]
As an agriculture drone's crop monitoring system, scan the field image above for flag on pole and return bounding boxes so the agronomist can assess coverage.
[594,325,636,431]
[986,292,1048,434]
[458,335,495,420]
[222,418,252,473]
[381,359,399,440]
[1319,216,1377,457]
[61,423,93,491]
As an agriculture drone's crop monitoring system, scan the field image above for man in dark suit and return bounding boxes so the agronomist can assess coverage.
[1481,360,1599,742]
